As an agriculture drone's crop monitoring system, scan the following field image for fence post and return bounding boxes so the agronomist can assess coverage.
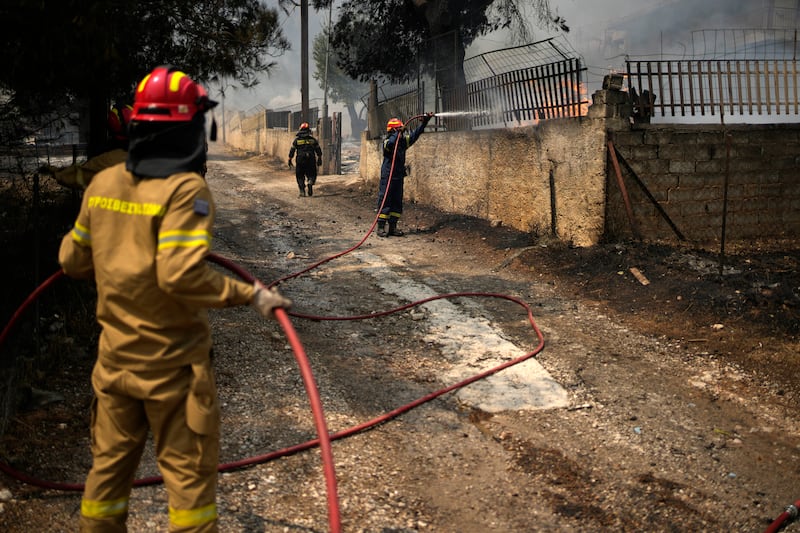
[368,80,379,140]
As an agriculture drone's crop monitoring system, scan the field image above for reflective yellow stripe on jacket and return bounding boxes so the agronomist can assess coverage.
[71,222,91,246]
[169,503,218,527]
[81,496,129,518]
[158,229,211,250]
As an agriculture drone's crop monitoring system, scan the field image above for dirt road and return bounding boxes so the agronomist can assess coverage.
[2,144,799,532]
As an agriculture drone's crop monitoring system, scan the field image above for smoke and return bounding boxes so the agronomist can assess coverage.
[218,2,341,121]
[470,0,774,88]
[221,1,784,130]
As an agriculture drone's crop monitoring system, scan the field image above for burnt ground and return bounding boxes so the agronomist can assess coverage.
[522,236,800,394]
[1,144,799,532]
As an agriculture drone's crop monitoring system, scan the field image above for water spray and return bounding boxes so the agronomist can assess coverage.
[431,110,489,119]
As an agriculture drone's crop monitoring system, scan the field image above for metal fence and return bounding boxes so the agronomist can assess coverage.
[626,28,800,120]
[372,37,590,130]
[442,57,588,127]
[229,100,322,132]
[626,58,800,119]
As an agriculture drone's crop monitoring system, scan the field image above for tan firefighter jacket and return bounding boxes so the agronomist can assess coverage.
[52,148,128,189]
[59,162,254,371]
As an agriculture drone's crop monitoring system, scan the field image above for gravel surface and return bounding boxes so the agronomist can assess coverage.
[1,142,800,532]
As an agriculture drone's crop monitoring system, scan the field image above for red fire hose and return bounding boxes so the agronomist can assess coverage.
[764,500,800,533]
[207,253,340,532]
[0,112,537,533]
[0,254,547,532]
[0,259,342,533]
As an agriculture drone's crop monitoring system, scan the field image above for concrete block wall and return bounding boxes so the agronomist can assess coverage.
[225,90,800,247]
[608,124,800,243]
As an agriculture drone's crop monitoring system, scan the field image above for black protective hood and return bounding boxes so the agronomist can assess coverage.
[126,113,207,178]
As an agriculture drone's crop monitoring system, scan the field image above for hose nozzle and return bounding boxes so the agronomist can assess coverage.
[786,504,799,520]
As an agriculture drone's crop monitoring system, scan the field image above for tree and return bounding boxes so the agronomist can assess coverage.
[319,0,566,126]
[0,0,289,156]
[312,28,368,138]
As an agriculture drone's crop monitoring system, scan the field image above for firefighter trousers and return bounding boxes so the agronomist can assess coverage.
[295,158,318,192]
[377,175,404,218]
[79,359,220,532]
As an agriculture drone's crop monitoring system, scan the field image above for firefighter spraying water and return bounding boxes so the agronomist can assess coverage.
[375,112,434,237]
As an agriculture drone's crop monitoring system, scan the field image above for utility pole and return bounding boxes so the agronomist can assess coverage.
[220,85,226,144]
[322,4,330,128]
[210,75,228,144]
[301,0,309,123]
[321,1,332,174]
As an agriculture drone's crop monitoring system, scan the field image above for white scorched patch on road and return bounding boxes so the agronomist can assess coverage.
[353,251,569,413]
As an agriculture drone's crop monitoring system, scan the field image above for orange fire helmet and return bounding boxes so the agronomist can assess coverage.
[386,118,404,131]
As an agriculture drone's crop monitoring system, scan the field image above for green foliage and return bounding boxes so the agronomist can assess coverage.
[312,28,367,105]
[326,0,562,83]
[0,0,289,117]
[330,0,425,83]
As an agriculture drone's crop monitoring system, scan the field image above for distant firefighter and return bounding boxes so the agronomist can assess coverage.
[288,122,322,197]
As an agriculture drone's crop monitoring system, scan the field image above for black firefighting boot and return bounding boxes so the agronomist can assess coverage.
[307,183,313,196]
[299,186,306,197]
[388,217,404,237]
[377,219,388,237]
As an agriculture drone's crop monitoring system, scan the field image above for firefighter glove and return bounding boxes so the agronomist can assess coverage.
[252,282,291,319]
[288,158,293,168]
[317,157,322,167]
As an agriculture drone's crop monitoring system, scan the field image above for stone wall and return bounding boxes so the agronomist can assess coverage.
[607,124,800,243]
[225,89,800,247]
[226,110,295,164]
[359,118,610,246]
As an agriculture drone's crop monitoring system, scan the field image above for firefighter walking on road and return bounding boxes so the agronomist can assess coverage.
[288,122,322,197]
[59,65,290,533]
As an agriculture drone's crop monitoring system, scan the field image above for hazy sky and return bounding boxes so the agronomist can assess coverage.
[219,1,328,113]
[220,0,765,124]
[220,0,670,111]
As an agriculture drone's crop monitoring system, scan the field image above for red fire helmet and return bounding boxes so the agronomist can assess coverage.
[131,66,216,122]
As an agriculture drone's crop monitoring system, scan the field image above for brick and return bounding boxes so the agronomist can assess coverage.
[770,157,800,170]
[628,145,659,160]
[660,144,691,160]
[630,159,671,176]
[669,160,696,173]
[642,174,680,190]
[696,159,725,173]
[678,199,723,216]
[671,131,701,145]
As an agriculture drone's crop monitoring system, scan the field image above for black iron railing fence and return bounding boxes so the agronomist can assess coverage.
[371,37,590,130]
[626,59,800,118]
[374,58,588,130]
[440,57,588,127]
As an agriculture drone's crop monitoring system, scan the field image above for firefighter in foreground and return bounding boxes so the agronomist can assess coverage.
[287,122,322,197]
[59,65,290,533]
[376,113,433,237]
